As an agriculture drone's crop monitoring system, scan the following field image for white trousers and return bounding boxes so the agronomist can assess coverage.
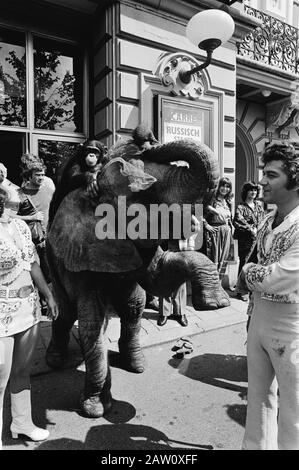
[242,293,299,450]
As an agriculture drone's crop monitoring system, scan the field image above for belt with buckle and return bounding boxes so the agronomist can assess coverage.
[0,285,35,299]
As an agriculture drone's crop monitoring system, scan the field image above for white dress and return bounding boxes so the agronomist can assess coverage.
[0,218,41,337]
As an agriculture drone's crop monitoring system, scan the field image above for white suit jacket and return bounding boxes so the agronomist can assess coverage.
[243,204,299,304]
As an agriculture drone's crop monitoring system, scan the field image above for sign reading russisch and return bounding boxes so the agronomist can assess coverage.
[162,101,204,144]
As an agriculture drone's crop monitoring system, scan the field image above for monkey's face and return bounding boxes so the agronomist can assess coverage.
[85,151,100,168]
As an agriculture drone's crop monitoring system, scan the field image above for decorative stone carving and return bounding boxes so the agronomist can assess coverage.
[153,52,205,100]
[266,87,299,136]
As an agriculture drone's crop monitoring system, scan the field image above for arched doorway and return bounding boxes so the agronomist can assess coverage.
[235,125,256,205]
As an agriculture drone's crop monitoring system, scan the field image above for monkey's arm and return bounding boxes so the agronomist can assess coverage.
[65,164,95,190]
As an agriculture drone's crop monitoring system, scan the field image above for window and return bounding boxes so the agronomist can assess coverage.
[0,30,85,134]
[266,0,287,17]
[37,139,80,184]
[0,28,26,127]
[34,37,84,132]
[0,26,87,186]
[244,0,258,8]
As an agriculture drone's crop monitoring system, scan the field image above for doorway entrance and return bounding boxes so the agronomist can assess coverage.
[235,125,257,205]
[0,131,26,186]
[235,135,248,205]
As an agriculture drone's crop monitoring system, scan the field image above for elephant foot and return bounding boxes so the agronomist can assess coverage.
[45,339,68,369]
[193,286,230,310]
[80,391,113,418]
[118,340,146,374]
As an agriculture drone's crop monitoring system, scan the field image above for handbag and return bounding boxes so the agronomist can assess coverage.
[28,219,45,246]
[22,194,46,246]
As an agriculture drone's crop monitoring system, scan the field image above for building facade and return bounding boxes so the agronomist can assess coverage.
[236,0,299,202]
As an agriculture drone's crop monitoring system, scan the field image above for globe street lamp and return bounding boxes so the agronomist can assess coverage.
[155,9,235,98]
[180,9,235,84]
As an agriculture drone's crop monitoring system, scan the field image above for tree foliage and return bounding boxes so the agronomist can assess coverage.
[0,48,77,131]
[0,46,81,180]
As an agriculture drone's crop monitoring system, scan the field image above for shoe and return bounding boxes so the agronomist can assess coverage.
[10,390,49,442]
[11,427,49,441]
[171,337,193,357]
[157,315,168,326]
[175,314,188,327]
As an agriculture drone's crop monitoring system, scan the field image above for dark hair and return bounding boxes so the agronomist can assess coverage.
[20,153,46,181]
[241,181,260,202]
[0,187,8,217]
[216,177,233,201]
[262,143,299,193]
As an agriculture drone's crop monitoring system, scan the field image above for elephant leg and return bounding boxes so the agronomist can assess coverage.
[115,282,146,374]
[77,283,112,418]
[45,269,77,369]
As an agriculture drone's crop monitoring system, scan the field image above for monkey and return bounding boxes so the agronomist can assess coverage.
[131,123,159,150]
[48,139,108,227]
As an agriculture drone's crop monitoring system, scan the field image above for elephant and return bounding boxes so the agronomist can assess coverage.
[46,137,230,418]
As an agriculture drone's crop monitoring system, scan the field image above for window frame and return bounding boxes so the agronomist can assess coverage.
[0,24,88,152]
[265,0,287,18]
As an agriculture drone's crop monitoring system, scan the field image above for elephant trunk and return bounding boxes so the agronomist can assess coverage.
[186,252,230,310]
[142,140,219,198]
[140,248,230,310]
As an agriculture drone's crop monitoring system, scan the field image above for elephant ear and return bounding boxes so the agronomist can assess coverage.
[47,189,143,273]
[101,157,157,193]
[48,157,157,272]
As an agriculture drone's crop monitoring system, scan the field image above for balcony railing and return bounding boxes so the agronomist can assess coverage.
[237,5,299,74]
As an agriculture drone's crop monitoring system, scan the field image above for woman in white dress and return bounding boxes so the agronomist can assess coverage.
[0,187,58,450]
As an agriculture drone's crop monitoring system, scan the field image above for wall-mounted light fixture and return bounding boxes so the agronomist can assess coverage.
[156,9,235,98]
[181,9,235,84]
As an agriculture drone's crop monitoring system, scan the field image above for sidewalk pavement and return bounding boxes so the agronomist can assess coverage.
[32,291,248,376]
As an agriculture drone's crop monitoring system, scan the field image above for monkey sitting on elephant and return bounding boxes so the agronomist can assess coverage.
[48,139,108,228]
